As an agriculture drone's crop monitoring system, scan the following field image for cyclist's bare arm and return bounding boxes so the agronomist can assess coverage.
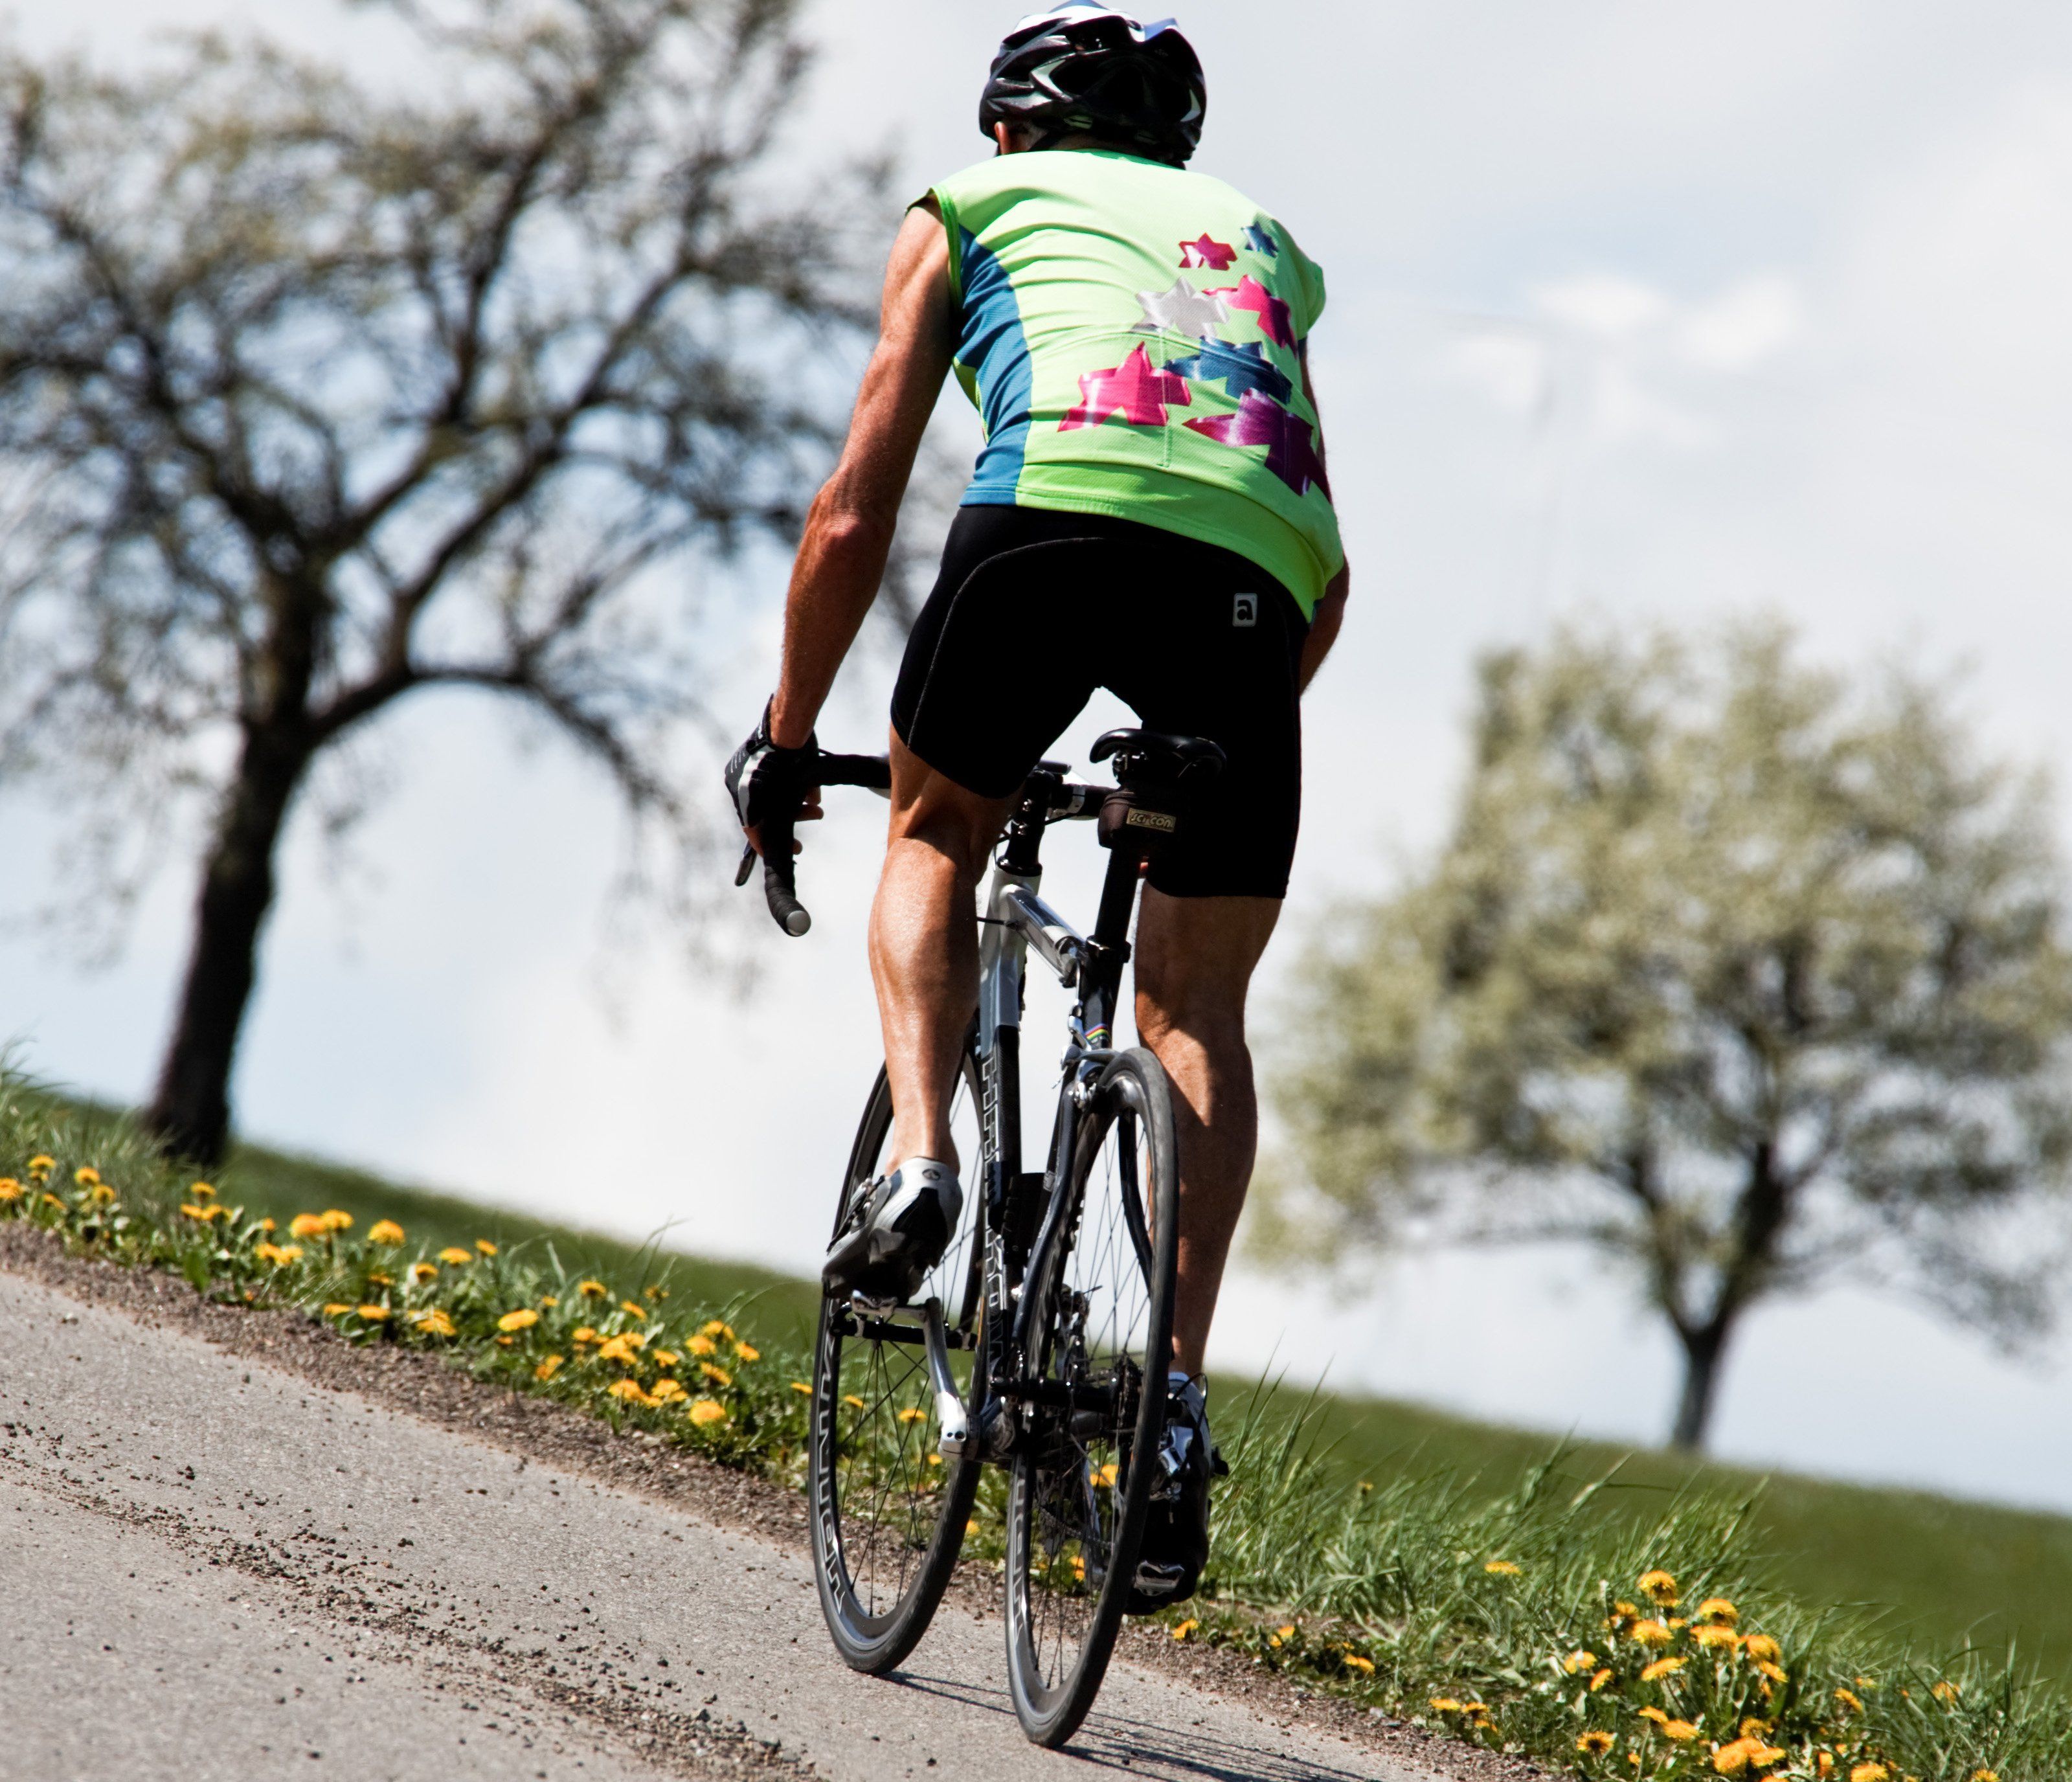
[766,203,954,752]
[1297,348,1347,691]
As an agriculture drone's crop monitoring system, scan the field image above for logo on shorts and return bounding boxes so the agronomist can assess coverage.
[1233,592,1257,627]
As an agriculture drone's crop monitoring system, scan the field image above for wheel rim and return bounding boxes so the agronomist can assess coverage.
[1012,1074,1159,1706]
[815,1058,984,1636]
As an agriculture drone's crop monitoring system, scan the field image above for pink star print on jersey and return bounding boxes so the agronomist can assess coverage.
[1059,344,1193,431]
[1178,234,1238,271]
[1206,275,1294,346]
[1185,390,1330,497]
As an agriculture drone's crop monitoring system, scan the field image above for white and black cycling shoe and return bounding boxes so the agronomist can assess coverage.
[1126,1373,1226,1613]
[823,1158,963,1305]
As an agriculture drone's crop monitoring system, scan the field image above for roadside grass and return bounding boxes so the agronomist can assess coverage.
[4,1071,2066,1781]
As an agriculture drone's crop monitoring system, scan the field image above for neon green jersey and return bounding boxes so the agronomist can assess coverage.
[925,150,1344,618]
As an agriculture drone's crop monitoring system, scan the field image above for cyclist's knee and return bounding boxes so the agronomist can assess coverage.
[887,733,1008,883]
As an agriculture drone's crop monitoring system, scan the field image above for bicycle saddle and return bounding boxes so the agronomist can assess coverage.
[1088,728,1226,785]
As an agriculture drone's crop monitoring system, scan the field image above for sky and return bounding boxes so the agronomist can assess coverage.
[9,0,2072,1509]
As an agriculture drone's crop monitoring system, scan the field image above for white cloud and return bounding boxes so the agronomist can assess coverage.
[1675,275,1803,371]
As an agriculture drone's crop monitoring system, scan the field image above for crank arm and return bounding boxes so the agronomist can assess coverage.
[921,1298,972,1459]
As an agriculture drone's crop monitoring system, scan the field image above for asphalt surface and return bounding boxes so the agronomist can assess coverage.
[0,1267,1430,1782]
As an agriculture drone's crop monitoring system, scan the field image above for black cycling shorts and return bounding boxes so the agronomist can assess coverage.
[890,504,1309,899]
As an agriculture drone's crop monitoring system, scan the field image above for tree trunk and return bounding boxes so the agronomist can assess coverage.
[1669,1317,1735,1451]
[144,724,310,1165]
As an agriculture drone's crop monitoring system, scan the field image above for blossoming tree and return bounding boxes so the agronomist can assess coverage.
[0,0,885,1161]
[1265,622,2072,1449]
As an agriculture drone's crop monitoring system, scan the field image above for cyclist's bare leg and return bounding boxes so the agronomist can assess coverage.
[1132,888,1283,1377]
[870,732,1015,1175]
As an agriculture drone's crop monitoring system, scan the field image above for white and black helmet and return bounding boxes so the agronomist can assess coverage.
[979,6,1206,167]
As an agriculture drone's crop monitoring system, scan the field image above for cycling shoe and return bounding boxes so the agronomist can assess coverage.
[1125,1373,1226,1614]
[822,1158,963,1304]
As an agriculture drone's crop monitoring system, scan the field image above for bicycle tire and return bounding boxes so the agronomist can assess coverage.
[809,1050,986,1674]
[1003,1046,1179,1747]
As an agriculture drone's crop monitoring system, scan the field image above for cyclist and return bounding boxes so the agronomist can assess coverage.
[728,3,1347,1607]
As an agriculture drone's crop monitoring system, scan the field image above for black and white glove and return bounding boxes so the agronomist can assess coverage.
[725,701,817,837]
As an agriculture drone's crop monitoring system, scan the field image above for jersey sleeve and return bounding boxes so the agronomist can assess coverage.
[916,186,965,304]
[1274,221,1327,341]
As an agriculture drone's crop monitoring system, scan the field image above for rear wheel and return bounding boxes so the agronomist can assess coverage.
[808,1048,985,1674]
[1004,1047,1178,1747]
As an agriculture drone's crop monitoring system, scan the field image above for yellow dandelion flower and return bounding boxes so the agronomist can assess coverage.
[474,1239,497,1256]
[27,1155,54,1176]
[688,1397,728,1427]
[540,1294,558,1307]
[608,1379,654,1406]
[188,1180,213,1199]
[322,1302,353,1316]
[578,1280,609,1298]
[1638,1570,1680,1608]
[1578,1731,1616,1757]
[1463,1703,1493,1719]
[1590,1669,1614,1693]
[0,1179,20,1202]
[842,1393,864,1410]
[1743,1634,1781,1664]
[1695,1626,1740,1651]
[1851,1766,1888,1782]
[595,1335,636,1363]
[967,1519,980,1536]
[699,1362,733,1388]
[1739,1720,1773,1739]
[366,1219,403,1245]
[1817,1755,1834,1779]
[321,1210,354,1232]
[291,1213,329,1239]
[1173,1619,1199,1641]
[1093,1461,1120,1489]
[791,1381,811,1395]
[40,1191,62,1210]
[74,1166,100,1186]
[1749,1747,1786,1769]
[897,1406,928,1424]
[254,1216,276,1232]
[497,1309,539,1333]
[619,1300,646,1319]
[645,1283,667,1299]
[535,1354,565,1381]
[1430,1699,1465,1714]
[1345,1654,1375,1675]
[1485,1560,1522,1575]
[413,1309,456,1338]
[1276,1624,1296,1640]
[438,1246,473,1266]
[367,1272,393,1287]
[1661,1721,1698,1743]
[1565,1649,1598,1674]
[1632,1620,1673,1648]
[1974,1771,2001,1782]
[572,1325,598,1344]
[652,1349,679,1370]
[1757,1662,1788,1685]
[355,1304,389,1320]
[1930,1680,1961,1705]
[1696,1597,1739,1625]
[179,1203,209,1221]
[702,1319,736,1340]
[1641,1657,1686,1683]
[686,1333,718,1356]
[650,1379,688,1403]
[1834,1688,1863,1713]
[411,1262,438,1283]
[1713,1739,1759,1775]
[734,1342,760,1362]
[1638,1709,1670,1727]
[89,1183,116,1205]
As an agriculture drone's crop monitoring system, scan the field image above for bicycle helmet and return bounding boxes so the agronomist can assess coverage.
[979,6,1206,167]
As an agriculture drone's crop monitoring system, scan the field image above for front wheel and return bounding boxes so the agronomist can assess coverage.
[808,1049,985,1674]
[1004,1047,1179,1748]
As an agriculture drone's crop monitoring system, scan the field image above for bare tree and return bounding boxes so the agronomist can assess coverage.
[0,0,880,1161]
[1263,622,2072,1450]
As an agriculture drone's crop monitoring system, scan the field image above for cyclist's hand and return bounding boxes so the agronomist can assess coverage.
[725,703,823,859]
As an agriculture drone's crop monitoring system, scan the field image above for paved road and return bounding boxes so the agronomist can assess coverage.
[0,1268,1426,1782]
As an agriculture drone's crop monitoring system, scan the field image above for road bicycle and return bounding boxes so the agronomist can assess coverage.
[740,727,1224,1748]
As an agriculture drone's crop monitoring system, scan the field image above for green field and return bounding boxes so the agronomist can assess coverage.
[210,1127,2067,1678]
